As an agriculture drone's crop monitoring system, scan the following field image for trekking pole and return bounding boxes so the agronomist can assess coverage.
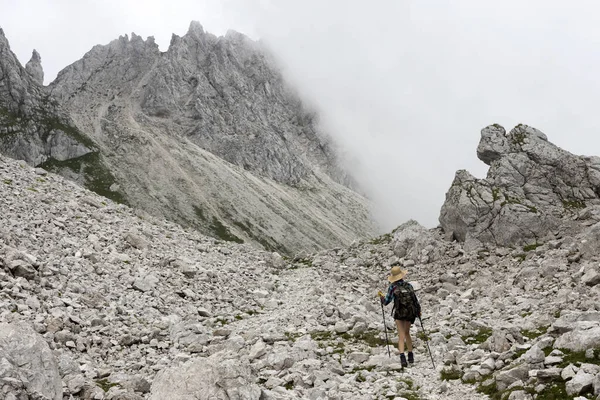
[378,291,391,358]
[418,315,436,369]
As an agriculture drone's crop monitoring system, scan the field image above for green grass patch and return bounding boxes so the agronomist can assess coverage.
[95,379,119,392]
[355,372,366,382]
[293,258,313,268]
[284,381,294,390]
[38,152,127,204]
[492,187,500,202]
[521,326,549,340]
[440,368,461,381]
[370,233,392,245]
[523,243,542,252]
[310,331,334,341]
[351,365,376,373]
[562,199,586,210]
[209,216,244,243]
[461,327,493,344]
[192,205,206,221]
[512,131,526,146]
[477,380,500,399]
[557,348,600,368]
[3,179,12,185]
[514,253,527,262]
[535,381,571,399]
[284,332,302,342]
[398,392,421,400]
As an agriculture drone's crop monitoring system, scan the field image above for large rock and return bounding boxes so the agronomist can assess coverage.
[392,220,445,263]
[566,369,595,396]
[149,353,261,400]
[440,124,600,247]
[0,322,62,400]
[554,324,600,352]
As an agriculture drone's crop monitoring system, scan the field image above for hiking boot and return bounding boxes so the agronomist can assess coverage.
[400,353,408,368]
[408,352,414,364]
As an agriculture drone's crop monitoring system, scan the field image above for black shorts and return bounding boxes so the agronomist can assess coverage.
[393,311,416,324]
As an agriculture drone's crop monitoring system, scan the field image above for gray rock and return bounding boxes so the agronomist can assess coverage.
[348,352,370,364]
[554,325,600,352]
[507,390,533,400]
[132,273,159,292]
[149,353,260,400]
[495,365,530,391]
[0,322,62,400]
[124,232,148,250]
[582,268,600,286]
[536,368,563,380]
[566,369,595,396]
[477,124,510,165]
[197,307,212,317]
[392,220,444,263]
[523,345,545,364]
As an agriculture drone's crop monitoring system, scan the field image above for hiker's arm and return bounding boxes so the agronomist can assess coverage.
[382,284,394,306]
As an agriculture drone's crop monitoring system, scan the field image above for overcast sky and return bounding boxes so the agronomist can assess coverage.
[2,0,600,231]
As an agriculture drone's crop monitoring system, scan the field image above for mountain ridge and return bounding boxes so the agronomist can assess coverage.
[0,22,375,254]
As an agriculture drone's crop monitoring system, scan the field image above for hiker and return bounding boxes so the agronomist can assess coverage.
[379,262,421,367]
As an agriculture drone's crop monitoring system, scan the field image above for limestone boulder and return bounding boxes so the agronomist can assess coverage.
[149,353,261,400]
[0,322,62,400]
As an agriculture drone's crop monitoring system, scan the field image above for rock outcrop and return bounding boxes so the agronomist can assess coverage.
[41,22,373,254]
[25,49,43,85]
[440,124,600,250]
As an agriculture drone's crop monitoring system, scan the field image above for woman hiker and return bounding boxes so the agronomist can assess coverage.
[379,262,421,367]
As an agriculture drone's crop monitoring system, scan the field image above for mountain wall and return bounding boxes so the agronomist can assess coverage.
[0,23,375,254]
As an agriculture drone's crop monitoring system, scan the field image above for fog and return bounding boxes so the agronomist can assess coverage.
[3,0,600,230]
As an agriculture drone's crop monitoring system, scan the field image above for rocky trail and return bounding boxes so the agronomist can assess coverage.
[2,124,600,400]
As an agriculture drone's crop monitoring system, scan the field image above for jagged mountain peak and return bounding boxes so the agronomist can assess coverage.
[187,20,205,37]
[25,49,43,85]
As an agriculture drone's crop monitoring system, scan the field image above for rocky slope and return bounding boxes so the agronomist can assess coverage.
[2,133,600,399]
[440,124,600,251]
[39,22,373,254]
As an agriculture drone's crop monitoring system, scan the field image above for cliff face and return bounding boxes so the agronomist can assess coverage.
[440,123,600,249]
[42,22,373,254]
[0,28,124,204]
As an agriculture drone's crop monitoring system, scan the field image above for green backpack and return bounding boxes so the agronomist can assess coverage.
[392,281,418,320]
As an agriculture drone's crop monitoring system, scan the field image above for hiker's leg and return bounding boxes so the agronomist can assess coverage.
[395,320,405,353]
[404,321,413,352]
